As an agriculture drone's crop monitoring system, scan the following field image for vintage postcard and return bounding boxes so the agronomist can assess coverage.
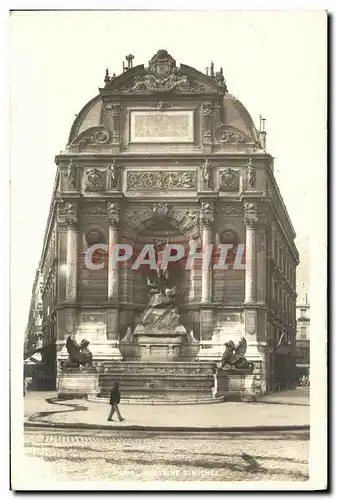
[10,9,327,491]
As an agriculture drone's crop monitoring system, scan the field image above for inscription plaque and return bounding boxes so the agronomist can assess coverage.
[130,110,194,143]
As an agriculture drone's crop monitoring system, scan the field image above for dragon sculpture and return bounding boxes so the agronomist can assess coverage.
[220,337,254,370]
[63,335,94,368]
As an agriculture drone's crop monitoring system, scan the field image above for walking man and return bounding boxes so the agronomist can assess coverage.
[107,382,125,422]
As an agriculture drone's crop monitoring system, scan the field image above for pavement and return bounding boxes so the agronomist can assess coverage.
[24,388,310,432]
[21,427,310,485]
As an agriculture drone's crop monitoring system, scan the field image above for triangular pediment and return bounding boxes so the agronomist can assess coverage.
[101,49,227,95]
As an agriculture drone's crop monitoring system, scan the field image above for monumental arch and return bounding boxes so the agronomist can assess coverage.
[25,50,299,396]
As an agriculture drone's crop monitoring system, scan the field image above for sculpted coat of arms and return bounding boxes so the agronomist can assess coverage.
[219,167,239,191]
[129,50,189,93]
[86,168,105,192]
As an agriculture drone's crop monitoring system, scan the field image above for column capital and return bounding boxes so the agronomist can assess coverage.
[65,217,78,230]
[200,201,215,226]
[243,200,269,227]
[107,202,120,229]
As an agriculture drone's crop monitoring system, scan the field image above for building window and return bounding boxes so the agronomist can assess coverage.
[299,327,307,340]
[300,308,306,319]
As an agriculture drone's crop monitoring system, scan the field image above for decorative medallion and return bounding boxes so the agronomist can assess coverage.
[95,130,110,144]
[85,168,105,192]
[219,168,239,191]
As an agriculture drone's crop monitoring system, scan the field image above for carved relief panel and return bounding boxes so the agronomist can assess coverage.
[125,169,197,191]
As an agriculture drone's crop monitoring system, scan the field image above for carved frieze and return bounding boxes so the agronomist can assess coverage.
[124,208,151,223]
[82,205,106,216]
[126,171,197,190]
[85,168,105,192]
[215,125,252,144]
[219,168,239,191]
[221,205,243,216]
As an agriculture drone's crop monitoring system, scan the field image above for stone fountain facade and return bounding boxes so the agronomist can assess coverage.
[27,50,299,399]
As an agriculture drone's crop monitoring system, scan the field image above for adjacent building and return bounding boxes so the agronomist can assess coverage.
[296,292,310,381]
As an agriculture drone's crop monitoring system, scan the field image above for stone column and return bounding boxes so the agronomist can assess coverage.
[245,218,257,304]
[197,202,214,360]
[243,202,264,386]
[65,210,78,302]
[106,202,122,360]
[108,220,119,302]
[200,202,214,303]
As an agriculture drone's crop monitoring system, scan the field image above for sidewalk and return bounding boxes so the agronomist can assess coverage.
[24,390,309,431]
[257,388,310,406]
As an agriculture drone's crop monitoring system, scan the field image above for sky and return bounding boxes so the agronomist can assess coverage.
[10,10,326,337]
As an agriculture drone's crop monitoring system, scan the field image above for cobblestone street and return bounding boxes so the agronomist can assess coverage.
[23,428,309,485]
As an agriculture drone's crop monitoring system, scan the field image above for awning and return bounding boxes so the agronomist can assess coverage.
[23,343,54,360]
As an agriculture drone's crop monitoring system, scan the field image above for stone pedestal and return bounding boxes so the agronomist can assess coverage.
[212,368,259,401]
[57,369,99,398]
[132,322,187,361]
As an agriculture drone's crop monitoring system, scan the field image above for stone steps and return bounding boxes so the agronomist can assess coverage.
[96,360,215,400]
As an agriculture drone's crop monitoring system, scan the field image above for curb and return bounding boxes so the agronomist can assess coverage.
[255,400,309,407]
[24,421,310,433]
[86,396,224,405]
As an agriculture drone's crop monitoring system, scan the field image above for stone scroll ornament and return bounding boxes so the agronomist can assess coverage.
[215,125,252,144]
